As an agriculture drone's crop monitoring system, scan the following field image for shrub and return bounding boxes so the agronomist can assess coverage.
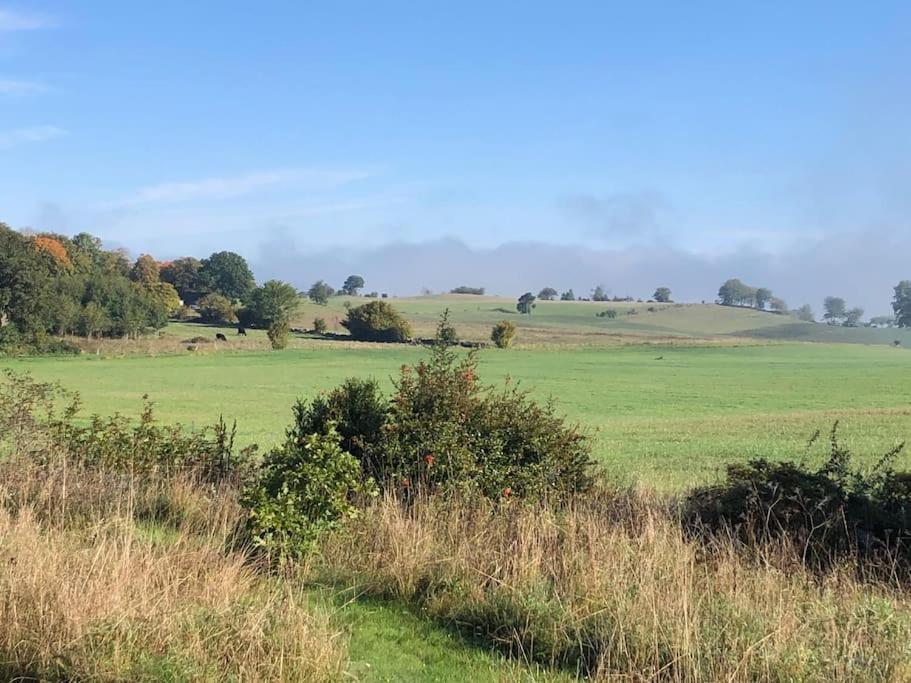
[312,317,327,334]
[287,378,389,482]
[490,320,516,348]
[342,300,412,342]
[0,324,23,354]
[267,319,290,350]
[0,370,254,482]
[437,308,458,345]
[685,423,911,568]
[242,426,376,562]
[175,304,197,321]
[197,293,237,324]
[596,309,617,319]
[286,318,593,501]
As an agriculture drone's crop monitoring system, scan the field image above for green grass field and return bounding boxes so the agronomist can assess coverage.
[5,339,910,489]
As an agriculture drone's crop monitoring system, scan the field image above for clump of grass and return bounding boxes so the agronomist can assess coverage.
[316,490,911,681]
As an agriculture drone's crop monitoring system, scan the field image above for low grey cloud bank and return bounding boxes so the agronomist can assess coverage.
[251,228,909,316]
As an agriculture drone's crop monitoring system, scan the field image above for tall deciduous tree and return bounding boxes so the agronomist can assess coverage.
[199,251,255,302]
[538,287,557,301]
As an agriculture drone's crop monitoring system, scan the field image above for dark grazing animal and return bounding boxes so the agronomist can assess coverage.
[215,333,227,342]
[237,326,247,336]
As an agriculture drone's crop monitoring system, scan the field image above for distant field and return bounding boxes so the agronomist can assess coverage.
[5,341,910,489]
[283,294,911,347]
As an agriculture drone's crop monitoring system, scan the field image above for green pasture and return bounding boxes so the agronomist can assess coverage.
[287,294,911,346]
[5,341,910,489]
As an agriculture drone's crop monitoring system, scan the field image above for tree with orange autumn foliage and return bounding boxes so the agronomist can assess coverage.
[32,236,72,270]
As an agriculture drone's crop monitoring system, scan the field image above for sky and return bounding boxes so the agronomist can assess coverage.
[1,1,909,313]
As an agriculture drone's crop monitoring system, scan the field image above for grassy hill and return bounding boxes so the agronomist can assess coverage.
[288,294,911,347]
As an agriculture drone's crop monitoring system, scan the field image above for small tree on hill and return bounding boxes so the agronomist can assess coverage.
[491,320,516,348]
[341,275,365,296]
[516,292,536,315]
[754,287,773,310]
[538,287,558,301]
[591,285,609,302]
[653,287,671,303]
[560,289,575,301]
[893,280,911,328]
[823,296,847,325]
[308,280,335,305]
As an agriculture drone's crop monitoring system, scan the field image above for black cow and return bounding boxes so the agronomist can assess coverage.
[237,326,247,336]
[215,333,227,342]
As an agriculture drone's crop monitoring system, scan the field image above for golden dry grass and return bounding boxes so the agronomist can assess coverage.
[0,467,345,682]
[317,492,911,681]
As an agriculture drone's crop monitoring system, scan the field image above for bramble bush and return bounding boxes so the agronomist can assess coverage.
[685,422,911,568]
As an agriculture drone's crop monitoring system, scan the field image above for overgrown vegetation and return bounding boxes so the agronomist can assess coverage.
[685,423,911,569]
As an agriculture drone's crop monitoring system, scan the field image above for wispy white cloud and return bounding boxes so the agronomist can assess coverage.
[0,78,48,95]
[0,8,55,31]
[0,125,66,149]
[120,168,371,206]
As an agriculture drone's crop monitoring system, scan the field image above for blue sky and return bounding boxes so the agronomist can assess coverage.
[1,2,909,310]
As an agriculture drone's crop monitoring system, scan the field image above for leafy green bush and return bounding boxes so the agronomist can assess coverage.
[490,320,516,348]
[685,423,911,567]
[242,426,376,562]
[267,319,289,350]
[312,317,327,334]
[290,318,593,501]
[196,293,237,324]
[341,300,412,342]
[288,378,389,482]
[596,309,617,319]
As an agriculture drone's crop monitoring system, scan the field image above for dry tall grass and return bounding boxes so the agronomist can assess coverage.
[0,465,345,682]
[317,491,911,681]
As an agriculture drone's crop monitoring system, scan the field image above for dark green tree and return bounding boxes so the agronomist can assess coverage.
[538,287,557,301]
[198,251,255,302]
[653,287,672,303]
[516,292,536,315]
[893,280,911,328]
[341,275,365,296]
